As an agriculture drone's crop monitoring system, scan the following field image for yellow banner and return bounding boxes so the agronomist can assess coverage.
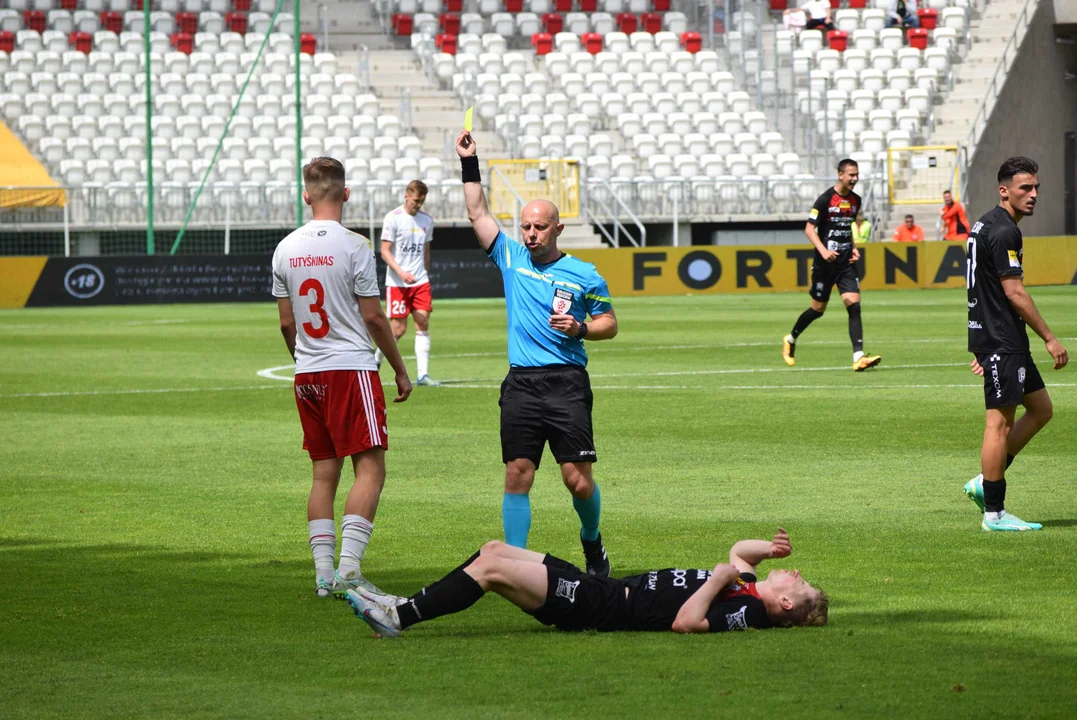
[0,256,48,308]
[571,238,1077,297]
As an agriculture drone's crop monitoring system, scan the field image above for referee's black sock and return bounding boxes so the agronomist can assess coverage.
[846,302,864,354]
[791,308,824,339]
[983,478,1006,514]
[1006,454,1016,470]
[396,565,485,630]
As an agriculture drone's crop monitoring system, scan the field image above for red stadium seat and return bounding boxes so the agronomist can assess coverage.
[907,27,929,49]
[503,0,523,11]
[640,12,660,33]
[100,11,123,33]
[435,32,457,54]
[300,32,316,54]
[828,0,839,7]
[916,8,937,29]
[768,0,786,10]
[578,0,596,11]
[68,31,92,52]
[443,0,462,11]
[542,12,562,34]
[439,13,459,34]
[581,31,603,53]
[175,11,197,35]
[652,0,670,10]
[0,31,14,53]
[391,13,413,35]
[531,31,552,55]
[848,0,866,7]
[170,31,193,53]
[554,0,571,9]
[616,13,637,34]
[61,0,77,8]
[680,31,701,53]
[225,12,247,34]
[23,10,47,33]
[826,30,848,51]
[233,0,251,9]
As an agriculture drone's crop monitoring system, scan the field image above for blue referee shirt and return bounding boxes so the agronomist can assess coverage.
[487,231,613,368]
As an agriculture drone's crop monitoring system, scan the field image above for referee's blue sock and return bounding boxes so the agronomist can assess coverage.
[502,492,531,548]
[573,483,601,542]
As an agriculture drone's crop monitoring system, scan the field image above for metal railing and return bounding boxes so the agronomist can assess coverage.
[489,166,528,242]
[963,0,1039,170]
[584,180,646,248]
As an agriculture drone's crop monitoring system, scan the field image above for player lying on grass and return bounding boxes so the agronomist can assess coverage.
[345,529,827,637]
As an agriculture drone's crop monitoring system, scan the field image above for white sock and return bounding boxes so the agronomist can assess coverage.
[853,350,864,362]
[307,519,336,583]
[339,514,373,578]
[415,330,430,378]
[985,511,1001,522]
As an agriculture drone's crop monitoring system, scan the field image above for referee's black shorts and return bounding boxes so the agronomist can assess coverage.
[499,364,596,469]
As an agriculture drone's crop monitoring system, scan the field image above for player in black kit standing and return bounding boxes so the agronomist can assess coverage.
[963,157,1069,532]
[782,158,882,371]
[345,529,828,637]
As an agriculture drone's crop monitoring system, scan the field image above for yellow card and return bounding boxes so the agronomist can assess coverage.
[463,106,474,132]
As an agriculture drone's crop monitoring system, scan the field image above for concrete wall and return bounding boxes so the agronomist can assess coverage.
[968,0,1077,234]
[1054,0,1077,25]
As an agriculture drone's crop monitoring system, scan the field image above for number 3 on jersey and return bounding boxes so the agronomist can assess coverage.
[300,278,330,338]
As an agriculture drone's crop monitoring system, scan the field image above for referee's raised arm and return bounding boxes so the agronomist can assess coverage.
[455,130,499,251]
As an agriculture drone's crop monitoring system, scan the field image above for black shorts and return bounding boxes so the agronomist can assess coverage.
[977,352,1046,409]
[499,365,596,469]
[527,564,630,632]
[809,261,860,303]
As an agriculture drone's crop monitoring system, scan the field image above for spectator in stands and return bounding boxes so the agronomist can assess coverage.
[802,0,834,32]
[852,212,872,245]
[782,7,809,32]
[892,215,925,242]
[886,0,921,28]
[940,190,971,241]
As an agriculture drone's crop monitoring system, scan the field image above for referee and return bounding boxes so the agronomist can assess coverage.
[963,156,1068,532]
[782,158,882,371]
[455,129,619,576]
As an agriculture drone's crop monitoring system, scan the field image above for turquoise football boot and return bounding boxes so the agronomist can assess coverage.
[963,474,985,512]
[981,511,1043,532]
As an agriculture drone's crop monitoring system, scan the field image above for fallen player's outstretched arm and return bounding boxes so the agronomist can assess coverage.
[729,527,792,574]
[671,563,740,634]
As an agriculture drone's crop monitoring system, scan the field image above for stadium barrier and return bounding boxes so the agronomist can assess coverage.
[3,239,1073,308]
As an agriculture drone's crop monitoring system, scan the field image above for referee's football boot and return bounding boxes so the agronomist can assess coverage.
[332,570,387,600]
[981,511,1042,532]
[581,534,611,578]
[852,353,882,371]
[346,589,402,638]
[963,474,985,512]
[781,335,796,367]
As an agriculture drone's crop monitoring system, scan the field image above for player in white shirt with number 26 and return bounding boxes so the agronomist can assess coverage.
[272,158,413,599]
[377,180,439,386]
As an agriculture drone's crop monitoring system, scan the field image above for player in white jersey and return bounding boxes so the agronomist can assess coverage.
[272,158,413,598]
[375,180,439,386]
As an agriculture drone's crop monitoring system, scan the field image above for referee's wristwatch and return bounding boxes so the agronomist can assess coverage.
[575,322,589,340]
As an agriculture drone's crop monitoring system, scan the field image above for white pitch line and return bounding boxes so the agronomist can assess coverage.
[1,384,286,399]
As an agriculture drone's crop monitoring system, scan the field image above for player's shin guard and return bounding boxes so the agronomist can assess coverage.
[308,519,336,583]
[572,483,601,542]
[846,302,864,354]
[415,330,430,378]
[791,308,824,339]
[395,567,485,629]
[502,493,531,548]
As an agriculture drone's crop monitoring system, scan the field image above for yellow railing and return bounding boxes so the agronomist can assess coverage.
[887,145,963,205]
[488,159,580,220]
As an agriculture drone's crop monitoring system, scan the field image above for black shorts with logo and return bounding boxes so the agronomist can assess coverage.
[809,261,860,303]
[977,352,1046,409]
[527,563,630,632]
[499,364,596,468]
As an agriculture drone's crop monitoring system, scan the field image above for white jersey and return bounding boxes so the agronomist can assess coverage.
[381,206,434,288]
[272,220,380,373]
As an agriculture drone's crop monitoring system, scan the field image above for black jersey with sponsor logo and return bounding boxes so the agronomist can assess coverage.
[967,205,1029,354]
[808,187,861,264]
[619,570,773,632]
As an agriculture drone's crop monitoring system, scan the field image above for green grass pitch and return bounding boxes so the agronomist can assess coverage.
[2,287,1076,718]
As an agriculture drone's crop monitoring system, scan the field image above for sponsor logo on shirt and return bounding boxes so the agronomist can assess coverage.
[555,577,579,603]
[809,208,819,220]
[726,605,749,631]
[1007,250,1021,268]
[968,299,977,309]
[969,320,983,329]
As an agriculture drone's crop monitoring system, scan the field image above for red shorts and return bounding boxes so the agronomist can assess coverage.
[387,283,433,318]
[293,370,387,460]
